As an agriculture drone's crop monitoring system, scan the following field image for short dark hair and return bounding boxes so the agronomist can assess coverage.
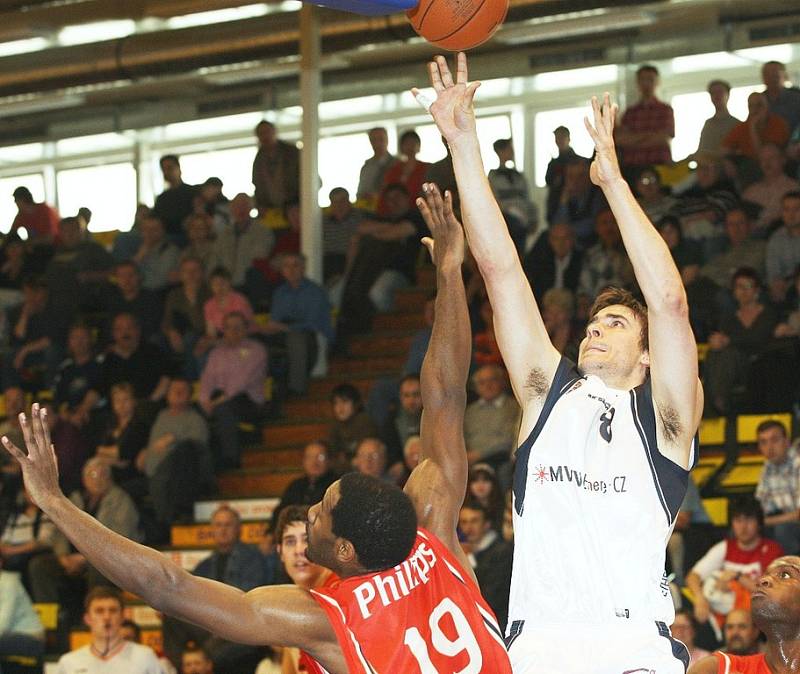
[553,125,570,136]
[732,266,761,290]
[729,495,764,529]
[493,138,512,153]
[461,498,489,520]
[159,154,180,168]
[399,373,420,388]
[637,64,659,77]
[707,79,731,94]
[764,60,786,71]
[84,586,124,611]
[783,190,800,204]
[383,182,409,198]
[12,186,33,203]
[331,472,417,572]
[588,287,649,352]
[329,186,349,200]
[399,130,421,146]
[209,266,232,281]
[756,419,788,437]
[121,619,141,642]
[330,383,362,406]
[275,505,310,544]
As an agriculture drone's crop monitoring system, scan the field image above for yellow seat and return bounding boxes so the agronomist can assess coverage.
[699,417,725,446]
[737,413,793,444]
[33,603,58,630]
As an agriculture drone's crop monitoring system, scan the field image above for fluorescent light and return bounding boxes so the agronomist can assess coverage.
[535,64,618,91]
[734,44,794,65]
[166,5,271,29]
[0,93,85,117]
[496,9,655,45]
[59,20,136,46]
[671,51,746,73]
[0,37,50,58]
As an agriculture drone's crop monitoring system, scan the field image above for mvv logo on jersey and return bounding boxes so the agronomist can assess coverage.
[533,464,628,494]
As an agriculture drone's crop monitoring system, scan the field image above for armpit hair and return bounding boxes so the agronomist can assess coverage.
[524,368,550,401]
[656,402,682,444]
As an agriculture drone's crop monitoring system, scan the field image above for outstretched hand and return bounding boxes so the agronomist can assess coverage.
[413,53,480,145]
[2,404,62,509]
[417,183,464,272]
[584,93,623,187]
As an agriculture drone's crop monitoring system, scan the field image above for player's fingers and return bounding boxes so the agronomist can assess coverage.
[443,190,456,221]
[463,81,481,108]
[590,96,602,131]
[603,92,613,133]
[610,102,619,132]
[421,237,436,263]
[429,183,446,220]
[456,51,468,84]
[31,403,46,451]
[435,55,454,88]
[19,412,37,460]
[583,116,601,145]
[418,189,441,230]
[38,405,54,458]
[429,61,444,93]
[1,435,27,463]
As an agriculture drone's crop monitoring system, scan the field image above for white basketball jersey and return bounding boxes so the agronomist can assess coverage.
[507,357,695,633]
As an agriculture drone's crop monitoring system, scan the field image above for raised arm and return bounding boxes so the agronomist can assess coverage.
[584,95,703,467]
[417,54,560,420]
[402,183,473,579]
[2,406,346,674]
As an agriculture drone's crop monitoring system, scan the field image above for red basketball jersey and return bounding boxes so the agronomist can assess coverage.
[715,652,772,673]
[309,528,511,673]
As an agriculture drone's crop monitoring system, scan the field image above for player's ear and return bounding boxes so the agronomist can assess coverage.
[335,537,356,565]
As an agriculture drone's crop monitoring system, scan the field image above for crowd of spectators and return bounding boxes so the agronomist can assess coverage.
[0,58,799,673]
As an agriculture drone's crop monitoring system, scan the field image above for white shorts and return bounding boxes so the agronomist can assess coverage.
[505,620,689,674]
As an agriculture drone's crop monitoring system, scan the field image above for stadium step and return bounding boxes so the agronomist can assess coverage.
[242,445,305,469]
[284,398,332,417]
[373,311,426,331]
[393,286,432,312]
[307,370,394,400]
[328,353,406,374]
[263,419,329,446]
[347,331,416,356]
[217,467,303,496]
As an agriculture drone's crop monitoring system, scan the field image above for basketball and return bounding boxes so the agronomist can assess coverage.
[406,0,509,51]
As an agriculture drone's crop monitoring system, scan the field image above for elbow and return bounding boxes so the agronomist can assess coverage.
[654,287,689,317]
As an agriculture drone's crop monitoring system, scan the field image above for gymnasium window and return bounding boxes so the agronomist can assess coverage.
[0,173,45,233]
[56,163,137,232]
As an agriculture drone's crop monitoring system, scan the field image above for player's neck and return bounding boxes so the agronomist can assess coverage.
[764,637,800,672]
[596,370,645,392]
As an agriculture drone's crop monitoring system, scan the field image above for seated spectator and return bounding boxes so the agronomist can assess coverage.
[182,646,213,674]
[162,506,271,673]
[488,138,538,252]
[459,500,512,633]
[352,437,390,481]
[549,158,606,249]
[52,323,102,429]
[545,126,583,223]
[103,261,163,342]
[131,214,180,293]
[380,374,422,470]
[522,222,583,303]
[722,92,790,162]
[0,235,31,311]
[152,154,198,246]
[541,288,580,360]
[774,268,800,338]
[741,144,800,235]
[162,256,213,380]
[9,186,59,245]
[754,419,800,555]
[378,130,429,214]
[356,127,394,204]
[0,387,25,481]
[674,155,739,245]
[400,435,422,485]
[722,608,761,656]
[136,378,211,531]
[337,183,427,337]
[0,553,44,662]
[696,79,741,156]
[0,487,55,589]
[214,193,274,293]
[328,383,377,469]
[42,401,90,497]
[472,299,503,367]
[273,506,332,674]
[99,313,171,402]
[199,311,267,469]
[657,216,704,284]
[634,166,678,224]
[28,458,140,605]
[466,463,506,531]
[262,253,333,396]
[614,64,674,172]
[578,209,634,301]
[686,496,782,626]
[56,586,161,674]
[204,267,254,338]
[323,187,363,287]
[765,191,800,304]
[703,267,779,415]
[671,610,711,666]
[44,216,114,319]
[3,275,64,391]
[95,382,151,491]
[464,365,520,467]
[181,214,219,277]
[272,441,336,527]
[699,208,766,291]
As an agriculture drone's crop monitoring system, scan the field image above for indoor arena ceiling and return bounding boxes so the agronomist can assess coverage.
[0,0,796,145]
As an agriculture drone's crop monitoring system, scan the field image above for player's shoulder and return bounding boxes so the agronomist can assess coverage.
[687,652,720,674]
[125,641,160,663]
[57,645,91,667]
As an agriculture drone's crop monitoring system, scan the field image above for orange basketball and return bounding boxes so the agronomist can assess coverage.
[406,0,509,51]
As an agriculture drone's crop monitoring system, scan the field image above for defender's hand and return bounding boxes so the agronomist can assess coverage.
[584,93,623,187]
[2,404,62,510]
[413,53,480,145]
[417,183,465,272]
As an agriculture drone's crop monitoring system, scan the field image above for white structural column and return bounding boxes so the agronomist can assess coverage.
[299,3,322,283]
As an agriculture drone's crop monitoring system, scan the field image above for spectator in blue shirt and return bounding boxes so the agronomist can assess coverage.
[260,253,333,397]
